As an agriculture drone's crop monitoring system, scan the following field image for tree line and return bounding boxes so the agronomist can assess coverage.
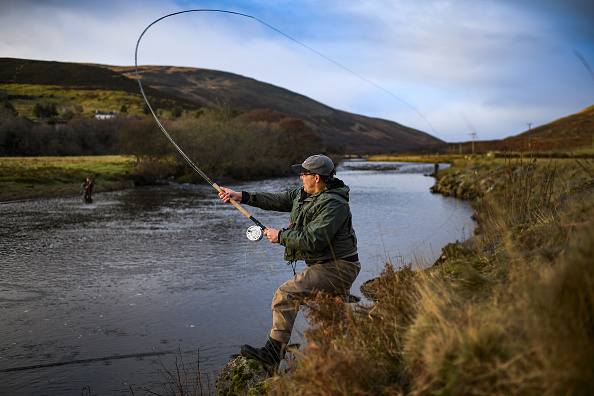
[0,102,324,181]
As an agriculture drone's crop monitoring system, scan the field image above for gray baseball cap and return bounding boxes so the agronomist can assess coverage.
[291,154,335,177]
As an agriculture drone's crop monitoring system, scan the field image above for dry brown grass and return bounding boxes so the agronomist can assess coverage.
[263,155,594,396]
[129,154,593,396]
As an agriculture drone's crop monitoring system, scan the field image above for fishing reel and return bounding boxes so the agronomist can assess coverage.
[246,225,265,241]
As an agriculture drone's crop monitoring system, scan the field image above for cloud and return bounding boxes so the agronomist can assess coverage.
[1,0,593,141]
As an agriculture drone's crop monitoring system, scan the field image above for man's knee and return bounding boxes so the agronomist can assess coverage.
[271,286,301,313]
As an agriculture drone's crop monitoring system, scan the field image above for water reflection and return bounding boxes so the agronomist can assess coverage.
[0,161,474,395]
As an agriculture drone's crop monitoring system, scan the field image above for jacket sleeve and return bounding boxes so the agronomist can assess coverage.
[245,188,299,213]
[279,197,349,252]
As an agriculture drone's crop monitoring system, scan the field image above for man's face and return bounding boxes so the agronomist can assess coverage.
[300,172,317,194]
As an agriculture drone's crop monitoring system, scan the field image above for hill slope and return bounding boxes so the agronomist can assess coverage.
[0,58,197,109]
[425,105,594,154]
[0,58,443,154]
[516,105,594,140]
[478,106,594,152]
[106,65,442,154]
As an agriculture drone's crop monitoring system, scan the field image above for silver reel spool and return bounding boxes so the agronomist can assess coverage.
[246,225,264,241]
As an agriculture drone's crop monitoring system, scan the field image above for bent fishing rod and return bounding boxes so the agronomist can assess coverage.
[135,9,437,242]
[134,10,270,242]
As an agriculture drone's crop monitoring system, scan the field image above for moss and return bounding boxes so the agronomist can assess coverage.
[247,359,262,373]
[248,380,271,395]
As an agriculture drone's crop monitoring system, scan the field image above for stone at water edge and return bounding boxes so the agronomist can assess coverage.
[216,356,269,396]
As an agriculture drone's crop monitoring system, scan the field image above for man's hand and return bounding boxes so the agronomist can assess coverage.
[264,228,281,244]
[218,187,242,203]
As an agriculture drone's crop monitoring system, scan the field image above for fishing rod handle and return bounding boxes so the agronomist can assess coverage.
[212,183,267,229]
[212,183,249,216]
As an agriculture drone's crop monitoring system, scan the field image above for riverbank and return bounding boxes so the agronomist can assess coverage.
[0,156,137,202]
[245,154,594,395]
[0,154,450,203]
[4,154,592,394]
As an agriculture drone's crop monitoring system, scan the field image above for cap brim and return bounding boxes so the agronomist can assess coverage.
[291,164,307,174]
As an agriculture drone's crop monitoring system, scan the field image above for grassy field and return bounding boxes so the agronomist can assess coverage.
[2,83,149,118]
[0,155,136,202]
[367,153,465,163]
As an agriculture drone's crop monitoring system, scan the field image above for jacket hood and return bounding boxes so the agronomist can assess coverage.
[325,177,349,201]
[298,177,350,202]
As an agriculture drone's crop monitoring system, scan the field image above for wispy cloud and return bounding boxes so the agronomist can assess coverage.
[1,0,592,141]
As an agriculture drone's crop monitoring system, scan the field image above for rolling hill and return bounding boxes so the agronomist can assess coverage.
[517,105,594,140]
[0,58,442,154]
[465,105,594,153]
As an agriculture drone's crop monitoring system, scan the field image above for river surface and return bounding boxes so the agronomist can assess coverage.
[0,160,474,395]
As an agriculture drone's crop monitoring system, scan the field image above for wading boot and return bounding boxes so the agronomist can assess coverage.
[241,338,286,373]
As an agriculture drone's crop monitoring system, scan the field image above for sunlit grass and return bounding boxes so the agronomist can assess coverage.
[0,155,136,201]
[2,83,148,117]
[367,154,464,163]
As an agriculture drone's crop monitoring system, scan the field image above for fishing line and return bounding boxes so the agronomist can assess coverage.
[211,197,277,291]
[134,9,437,187]
[244,240,277,294]
[573,49,594,82]
[135,10,449,262]
[135,10,268,239]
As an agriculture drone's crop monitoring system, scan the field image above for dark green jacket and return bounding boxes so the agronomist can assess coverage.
[245,178,358,262]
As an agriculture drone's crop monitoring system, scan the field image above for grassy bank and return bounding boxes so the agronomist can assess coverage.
[367,153,465,163]
[0,155,137,202]
[262,154,594,395]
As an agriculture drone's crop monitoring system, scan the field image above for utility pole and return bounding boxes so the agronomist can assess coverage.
[527,122,532,130]
[470,132,477,155]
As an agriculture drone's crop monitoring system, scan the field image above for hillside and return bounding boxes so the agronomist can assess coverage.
[0,58,194,108]
[415,104,594,155]
[516,105,594,140]
[501,104,594,150]
[475,104,594,152]
[106,65,442,154]
[0,58,442,154]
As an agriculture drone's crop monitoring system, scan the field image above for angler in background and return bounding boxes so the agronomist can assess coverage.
[219,154,360,371]
[82,177,94,203]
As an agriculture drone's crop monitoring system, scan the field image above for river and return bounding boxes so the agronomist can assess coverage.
[0,160,474,395]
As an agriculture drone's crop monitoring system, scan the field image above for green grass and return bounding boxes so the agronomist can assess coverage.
[0,155,136,202]
[367,153,464,163]
[2,83,148,118]
[2,82,205,122]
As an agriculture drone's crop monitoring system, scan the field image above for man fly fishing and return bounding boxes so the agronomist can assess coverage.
[219,154,360,371]
[82,177,94,203]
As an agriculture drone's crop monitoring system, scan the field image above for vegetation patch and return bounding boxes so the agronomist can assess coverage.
[0,156,136,202]
[262,153,594,395]
[216,356,269,396]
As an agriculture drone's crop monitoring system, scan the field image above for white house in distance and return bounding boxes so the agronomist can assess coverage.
[95,110,116,120]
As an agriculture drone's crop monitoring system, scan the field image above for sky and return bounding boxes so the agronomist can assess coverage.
[1,0,593,142]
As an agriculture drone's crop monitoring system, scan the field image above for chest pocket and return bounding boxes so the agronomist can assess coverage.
[290,196,320,231]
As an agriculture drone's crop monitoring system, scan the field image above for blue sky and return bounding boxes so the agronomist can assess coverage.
[1,0,593,142]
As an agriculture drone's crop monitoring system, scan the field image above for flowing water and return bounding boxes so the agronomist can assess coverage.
[0,160,474,395]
